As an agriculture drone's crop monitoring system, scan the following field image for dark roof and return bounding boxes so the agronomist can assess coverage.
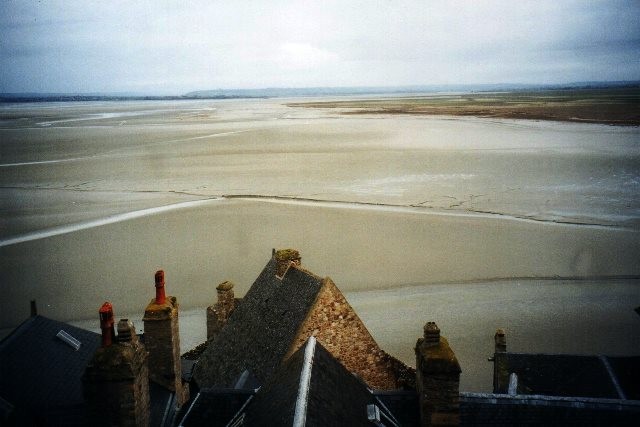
[150,382,175,427]
[244,337,389,426]
[184,338,409,426]
[193,257,325,388]
[178,388,255,427]
[0,315,101,422]
[498,353,621,398]
[373,390,420,427]
[607,356,640,400]
[461,392,640,426]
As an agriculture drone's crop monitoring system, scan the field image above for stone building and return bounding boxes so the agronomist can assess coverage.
[2,249,639,426]
[193,249,414,391]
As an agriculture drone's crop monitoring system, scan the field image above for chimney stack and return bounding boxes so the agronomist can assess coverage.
[494,328,506,353]
[99,302,115,347]
[492,328,508,393]
[207,281,236,341]
[143,270,188,406]
[274,248,301,278]
[83,307,150,427]
[30,300,37,317]
[415,322,461,427]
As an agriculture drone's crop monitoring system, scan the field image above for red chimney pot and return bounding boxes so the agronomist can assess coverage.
[155,270,166,305]
[99,302,115,347]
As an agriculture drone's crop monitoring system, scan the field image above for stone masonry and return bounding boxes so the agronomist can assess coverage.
[143,270,188,406]
[83,307,150,427]
[275,248,301,278]
[286,276,408,390]
[206,281,236,341]
[416,322,461,427]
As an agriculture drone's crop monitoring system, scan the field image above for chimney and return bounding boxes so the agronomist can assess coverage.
[415,322,461,427]
[492,328,509,393]
[206,281,236,341]
[274,248,301,278]
[30,300,37,317]
[99,302,115,347]
[494,328,506,353]
[83,308,150,427]
[143,270,188,406]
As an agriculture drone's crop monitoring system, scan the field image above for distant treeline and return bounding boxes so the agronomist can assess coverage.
[0,94,264,103]
[2,81,638,103]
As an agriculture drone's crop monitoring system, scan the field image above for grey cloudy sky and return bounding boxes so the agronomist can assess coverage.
[1,0,639,94]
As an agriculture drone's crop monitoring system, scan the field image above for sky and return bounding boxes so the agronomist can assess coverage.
[1,0,639,94]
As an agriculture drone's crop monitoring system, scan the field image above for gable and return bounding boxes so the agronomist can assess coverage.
[193,257,324,388]
[286,278,413,390]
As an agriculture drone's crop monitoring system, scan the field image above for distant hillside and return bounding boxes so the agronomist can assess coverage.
[185,81,640,99]
[2,81,638,103]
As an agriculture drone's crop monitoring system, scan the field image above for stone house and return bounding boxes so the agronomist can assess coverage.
[193,249,414,391]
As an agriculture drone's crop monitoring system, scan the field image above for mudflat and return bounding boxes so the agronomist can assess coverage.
[289,87,640,125]
[1,96,639,391]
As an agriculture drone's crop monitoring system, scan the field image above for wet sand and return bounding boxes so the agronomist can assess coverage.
[1,98,639,392]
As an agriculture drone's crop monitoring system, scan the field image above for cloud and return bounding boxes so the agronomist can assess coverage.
[0,0,639,93]
[275,43,338,71]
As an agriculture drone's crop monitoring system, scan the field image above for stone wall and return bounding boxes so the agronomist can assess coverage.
[286,277,408,390]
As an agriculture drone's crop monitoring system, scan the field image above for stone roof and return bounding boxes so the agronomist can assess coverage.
[0,315,101,424]
[193,256,325,388]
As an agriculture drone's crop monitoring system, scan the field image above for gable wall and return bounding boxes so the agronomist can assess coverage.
[286,277,401,390]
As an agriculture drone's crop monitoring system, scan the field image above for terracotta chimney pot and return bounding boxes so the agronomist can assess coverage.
[99,302,115,347]
[155,270,166,305]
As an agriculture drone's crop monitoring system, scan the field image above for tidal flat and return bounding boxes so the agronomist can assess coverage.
[1,96,639,391]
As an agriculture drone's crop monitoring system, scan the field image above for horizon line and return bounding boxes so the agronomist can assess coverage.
[2,80,639,98]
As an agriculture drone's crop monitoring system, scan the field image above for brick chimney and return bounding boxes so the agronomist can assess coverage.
[492,328,508,393]
[274,248,301,278]
[206,281,236,341]
[415,322,461,427]
[83,306,150,427]
[142,270,188,406]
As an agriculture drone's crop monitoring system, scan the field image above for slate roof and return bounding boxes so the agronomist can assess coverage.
[607,356,640,400]
[178,388,255,427]
[460,392,640,426]
[182,338,407,426]
[496,353,623,398]
[0,315,101,424]
[243,337,399,427]
[193,256,326,388]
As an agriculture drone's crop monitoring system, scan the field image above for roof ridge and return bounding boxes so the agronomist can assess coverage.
[293,336,317,427]
[0,315,39,349]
